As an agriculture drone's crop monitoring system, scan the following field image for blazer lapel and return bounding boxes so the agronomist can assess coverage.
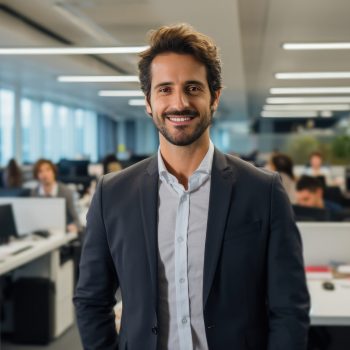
[203,150,237,308]
[139,155,159,309]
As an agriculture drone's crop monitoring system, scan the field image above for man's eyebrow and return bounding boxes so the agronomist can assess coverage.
[153,82,174,90]
[185,80,206,88]
[153,80,206,90]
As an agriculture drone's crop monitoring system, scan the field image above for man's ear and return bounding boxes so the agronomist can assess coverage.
[211,89,222,112]
[146,98,152,117]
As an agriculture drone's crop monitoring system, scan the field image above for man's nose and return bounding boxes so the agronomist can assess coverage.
[172,91,190,110]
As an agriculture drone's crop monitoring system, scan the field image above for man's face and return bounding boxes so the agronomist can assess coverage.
[37,163,56,186]
[146,53,220,146]
[310,155,322,169]
[296,189,323,208]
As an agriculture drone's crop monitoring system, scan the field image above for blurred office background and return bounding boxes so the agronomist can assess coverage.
[0,0,350,349]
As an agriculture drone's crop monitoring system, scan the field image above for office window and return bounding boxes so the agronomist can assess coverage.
[0,89,15,165]
[19,98,99,163]
[42,101,56,160]
[21,98,42,163]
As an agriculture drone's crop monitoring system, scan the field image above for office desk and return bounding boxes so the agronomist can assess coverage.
[298,222,350,327]
[308,279,350,326]
[0,231,77,275]
[0,231,78,339]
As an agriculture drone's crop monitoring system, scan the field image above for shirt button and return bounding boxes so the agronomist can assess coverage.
[182,317,188,325]
[179,278,185,283]
[177,236,184,243]
[151,326,158,335]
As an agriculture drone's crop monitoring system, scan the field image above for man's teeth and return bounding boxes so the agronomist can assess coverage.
[168,117,191,122]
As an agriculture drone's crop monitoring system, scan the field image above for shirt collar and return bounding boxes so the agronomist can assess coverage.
[38,182,58,197]
[158,140,214,186]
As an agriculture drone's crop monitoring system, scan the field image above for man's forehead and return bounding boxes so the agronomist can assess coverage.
[151,53,205,72]
[150,53,207,84]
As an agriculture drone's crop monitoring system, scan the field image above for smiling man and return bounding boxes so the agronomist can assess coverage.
[74,24,310,350]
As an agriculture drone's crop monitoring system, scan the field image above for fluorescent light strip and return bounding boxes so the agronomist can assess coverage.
[275,72,350,79]
[261,111,318,118]
[320,111,333,118]
[128,99,146,106]
[99,90,144,97]
[270,87,350,94]
[267,97,350,104]
[283,43,350,50]
[58,76,140,83]
[264,104,350,111]
[0,46,149,55]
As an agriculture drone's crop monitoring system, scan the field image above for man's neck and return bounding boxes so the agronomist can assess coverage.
[42,182,56,195]
[159,134,210,190]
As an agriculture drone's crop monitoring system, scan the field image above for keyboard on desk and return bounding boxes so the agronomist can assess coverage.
[11,245,33,255]
[0,241,33,259]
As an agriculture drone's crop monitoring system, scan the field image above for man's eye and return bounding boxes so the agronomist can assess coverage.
[159,86,171,93]
[187,85,201,93]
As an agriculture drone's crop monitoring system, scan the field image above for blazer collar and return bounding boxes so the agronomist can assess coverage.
[139,150,238,311]
[203,149,237,308]
[140,155,159,311]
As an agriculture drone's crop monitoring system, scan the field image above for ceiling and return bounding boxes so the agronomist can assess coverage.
[0,0,349,125]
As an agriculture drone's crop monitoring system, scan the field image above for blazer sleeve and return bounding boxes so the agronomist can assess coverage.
[267,173,310,350]
[73,177,119,350]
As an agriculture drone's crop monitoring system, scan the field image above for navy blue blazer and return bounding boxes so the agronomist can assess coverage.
[74,149,310,350]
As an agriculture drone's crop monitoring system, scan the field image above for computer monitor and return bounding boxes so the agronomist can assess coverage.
[0,204,18,244]
[58,159,89,177]
[0,188,31,197]
[292,205,330,222]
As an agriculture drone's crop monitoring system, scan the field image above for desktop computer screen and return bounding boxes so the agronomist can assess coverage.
[292,205,330,222]
[0,204,18,244]
[0,188,31,197]
[57,159,89,177]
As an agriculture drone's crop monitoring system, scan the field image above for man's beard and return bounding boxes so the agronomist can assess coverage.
[152,107,214,146]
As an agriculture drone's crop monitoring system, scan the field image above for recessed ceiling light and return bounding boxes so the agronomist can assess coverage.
[0,47,149,55]
[267,97,350,104]
[128,99,146,106]
[57,76,140,83]
[264,104,350,111]
[261,111,318,118]
[320,111,333,118]
[99,90,144,97]
[275,72,350,79]
[263,104,350,111]
[283,43,350,50]
[270,87,350,94]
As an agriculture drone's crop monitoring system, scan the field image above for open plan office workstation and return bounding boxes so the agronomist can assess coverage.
[0,198,77,345]
[1,198,350,347]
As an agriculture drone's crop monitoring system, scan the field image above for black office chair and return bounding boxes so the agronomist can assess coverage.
[324,186,344,206]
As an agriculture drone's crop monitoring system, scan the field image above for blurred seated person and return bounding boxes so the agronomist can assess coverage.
[304,151,333,185]
[268,153,296,203]
[2,158,22,188]
[102,154,122,174]
[296,175,343,217]
[31,159,81,233]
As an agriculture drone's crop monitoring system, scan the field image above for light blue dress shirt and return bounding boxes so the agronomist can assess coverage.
[157,141,214,350]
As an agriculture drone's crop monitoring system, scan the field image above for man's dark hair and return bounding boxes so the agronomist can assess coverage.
[296,175,323,192]
[271,153,295,180]
[138,23,222,104]
[309,151,323,160]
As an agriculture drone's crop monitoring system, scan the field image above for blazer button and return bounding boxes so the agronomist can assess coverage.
[151,326,158,335]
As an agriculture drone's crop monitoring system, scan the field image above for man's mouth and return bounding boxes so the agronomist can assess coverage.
[167,116,194,122]
[163,110,198,125]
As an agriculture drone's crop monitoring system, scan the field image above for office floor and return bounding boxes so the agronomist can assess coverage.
[1,323,82,350]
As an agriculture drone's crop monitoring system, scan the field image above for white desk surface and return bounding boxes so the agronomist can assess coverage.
[0,232,77,275]
[309,279,350,326]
